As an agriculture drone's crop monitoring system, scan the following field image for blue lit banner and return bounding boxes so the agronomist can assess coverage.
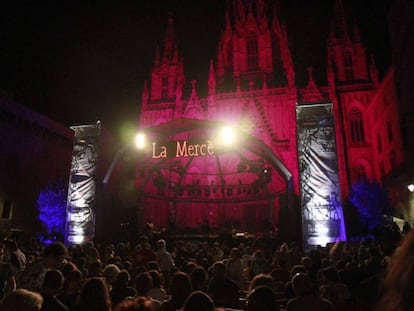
[296,103,346,250]
[65,124,101,245]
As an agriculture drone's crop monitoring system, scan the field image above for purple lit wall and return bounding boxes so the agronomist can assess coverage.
[37,181,67,236]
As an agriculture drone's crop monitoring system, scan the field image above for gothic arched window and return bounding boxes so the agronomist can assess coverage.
[247,34,258,71]
[349,107,365,143]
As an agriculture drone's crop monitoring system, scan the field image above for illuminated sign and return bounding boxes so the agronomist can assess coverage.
[152,140,215,159]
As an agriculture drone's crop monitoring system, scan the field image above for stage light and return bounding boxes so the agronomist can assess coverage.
[408,184,414,192]
[258,167,272,184]
[219,126,236,145]
[135,132,146,149]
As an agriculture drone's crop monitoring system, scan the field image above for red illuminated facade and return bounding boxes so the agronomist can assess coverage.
[135,1,402,234]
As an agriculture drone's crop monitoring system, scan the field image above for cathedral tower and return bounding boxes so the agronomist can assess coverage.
[327,0,380,196]
[140,13,185,127]
[216,0,295,92]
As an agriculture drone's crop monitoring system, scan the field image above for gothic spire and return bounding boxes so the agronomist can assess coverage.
[175,57,185,100]
[162,12,177,63]
[217,43,224,76]
[246,0,257,29]
[190,80,197,98]
[256,0,265,20]
[225,0,232,34]
[370,55,379,87]
[272,1,282,37]
[184,80,204,119]
[302,67,323,102]
[248,0,253,15]
[331,0,349,40]
[142,80,149,106]
[353,18,360,42]
[237,0,245,23]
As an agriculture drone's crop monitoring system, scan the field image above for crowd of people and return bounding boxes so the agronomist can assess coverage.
[0,225,412,311]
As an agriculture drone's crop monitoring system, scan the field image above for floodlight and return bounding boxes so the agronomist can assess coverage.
[220,126,236,145]
[135,133,146,149]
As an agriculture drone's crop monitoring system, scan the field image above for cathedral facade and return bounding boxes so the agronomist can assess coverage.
[134,0,402,239]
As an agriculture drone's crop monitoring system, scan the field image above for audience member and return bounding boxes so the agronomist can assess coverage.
[58,269,83,310]
[135,271,153,297]
[319,266,350,311]
[134,271,161,310]
[270,245,290,289]
[114,296,154,311]
[73,277,111,311]
[358,238,372,268]
[210,242,224,264]
[19,242,67,292]
[247,286,280,311]
[4,239,26,276]
[226,247,244,290]
[0,288,43,311]
[208,261,239,309]
[190,265,208,292]
[161,272,191,311]
[286,273,333,311]
[182,291,215,311]
[249,250,270,279]
[40,269,68,311]
[147,270,167,301]
[248,273,273,294]
[377,229,414,311]
[286,243,302,268]
[329,241,347,263]
[110,269,136,308]
[61,262,77,279]
[102,264,121,289]
[155,239,174,285]
[85,247,101,271]
[0,245,16,300]
[135,236,156,269]
[88,259,103,278]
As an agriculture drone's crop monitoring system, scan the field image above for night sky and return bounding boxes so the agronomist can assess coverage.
[0,1,392,137]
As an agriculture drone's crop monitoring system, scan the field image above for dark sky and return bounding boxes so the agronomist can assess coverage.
[0,1,392,137]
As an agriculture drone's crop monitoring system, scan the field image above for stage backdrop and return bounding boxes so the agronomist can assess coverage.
[296,103,346,250]
[65,123,101,245]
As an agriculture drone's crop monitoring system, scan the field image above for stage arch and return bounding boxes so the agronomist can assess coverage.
[120,118,295,239]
